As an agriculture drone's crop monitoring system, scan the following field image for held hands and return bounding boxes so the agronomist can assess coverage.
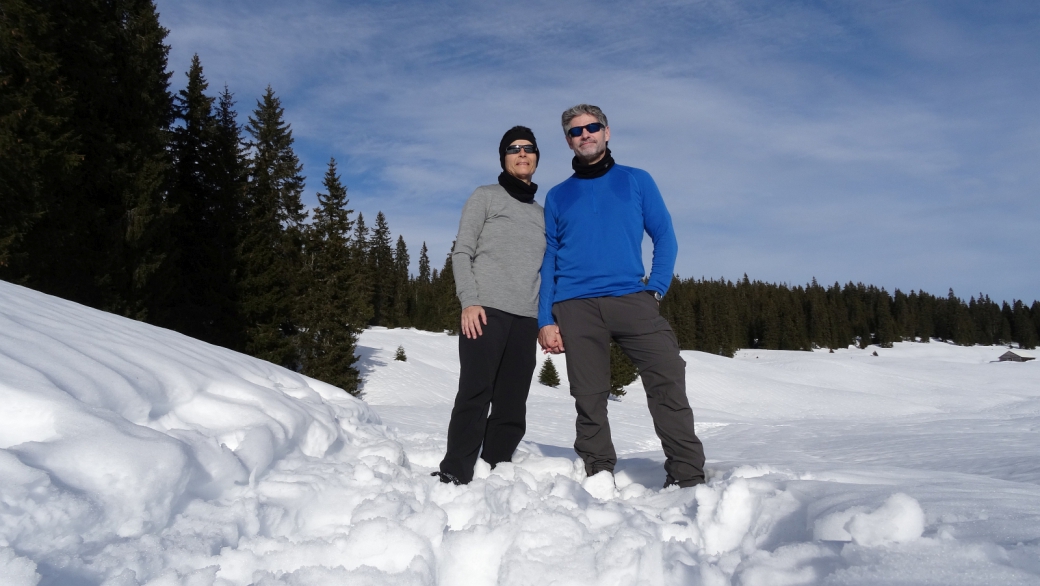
[461,305,487,339]
[538,325,565,354]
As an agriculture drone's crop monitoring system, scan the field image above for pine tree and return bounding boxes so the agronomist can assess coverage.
[538,356,561,388]
[391,235,411,327]
[662,278,696,350]
[944,289,975,346]
[212,85,248,225]
[437,245,461,334]
[239,86,307,368]
[3,0,174,319]
[394,346,407,361]
[892,289,913,342]
[0,0,77,271]
[827,282,852,348]
[350,212,374,321]
[840,283,868,348]
[408,242,439,329]
[352,212,369,262]
[872,288,897,348]
[368,212,394,326]
[609,341,637,397]
[159,55,244,348]
[208,84,249,350]
[715,279,741,356]
[1012,300,1038,349]
[297,159,367,394]
[1031,301,1040,346]
[418,243,431,285]
[1000,307,1014,345]
[968,294,1004,345]
[695,283,720,354]
[409,243,460,334]
[915,291,936,342]
[806,278,834,349]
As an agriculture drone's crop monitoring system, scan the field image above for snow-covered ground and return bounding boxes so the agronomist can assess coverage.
[2,279,1039,585]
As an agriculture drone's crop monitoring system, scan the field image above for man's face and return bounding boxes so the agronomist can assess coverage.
[564,113,610,164]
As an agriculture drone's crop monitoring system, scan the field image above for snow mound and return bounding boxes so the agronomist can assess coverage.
[0,281,386,582]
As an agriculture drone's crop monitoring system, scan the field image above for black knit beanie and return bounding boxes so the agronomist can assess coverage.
[499,126,538,170]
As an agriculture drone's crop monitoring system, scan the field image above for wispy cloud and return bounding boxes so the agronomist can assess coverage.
[157,0,1040,302]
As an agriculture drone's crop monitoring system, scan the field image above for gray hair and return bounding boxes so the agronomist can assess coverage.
[561,104,608,132]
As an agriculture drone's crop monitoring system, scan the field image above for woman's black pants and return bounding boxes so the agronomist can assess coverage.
[439,307,538,483]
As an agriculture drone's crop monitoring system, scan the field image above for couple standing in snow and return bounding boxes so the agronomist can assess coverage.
[435,104,706,490]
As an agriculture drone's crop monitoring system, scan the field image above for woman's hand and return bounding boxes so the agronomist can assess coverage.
[461,305,487,339]
[538,325,565,354]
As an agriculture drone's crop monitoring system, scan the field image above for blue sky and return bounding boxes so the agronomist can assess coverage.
[156,0,1040,303]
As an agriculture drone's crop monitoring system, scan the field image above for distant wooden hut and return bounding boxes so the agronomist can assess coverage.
[998,351,1035,362]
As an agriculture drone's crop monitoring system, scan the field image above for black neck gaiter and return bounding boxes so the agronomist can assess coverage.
[572,148,615,179]
[498,171,538,203]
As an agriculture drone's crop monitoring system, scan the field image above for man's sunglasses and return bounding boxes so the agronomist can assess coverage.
[505,144,538,154]
[566,122,604,138]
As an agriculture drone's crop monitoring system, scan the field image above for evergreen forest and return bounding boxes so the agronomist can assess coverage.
[3,1,1038,396]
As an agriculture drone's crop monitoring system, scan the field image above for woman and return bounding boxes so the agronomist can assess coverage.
[434,126,546,485]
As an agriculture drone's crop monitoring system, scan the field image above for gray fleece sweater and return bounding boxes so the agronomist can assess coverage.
[452,183,546,318]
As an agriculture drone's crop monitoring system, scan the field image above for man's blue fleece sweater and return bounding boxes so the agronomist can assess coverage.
[537,164,677,328]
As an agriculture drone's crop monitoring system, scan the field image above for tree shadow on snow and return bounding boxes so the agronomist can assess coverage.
[354,343,388,378]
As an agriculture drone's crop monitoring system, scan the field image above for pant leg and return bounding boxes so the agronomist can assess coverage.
[553,297,617,474]
[573,391,617,475]
[440,308,510,483]
[641,359,705,485]
[603,292,706,485]
[480,314,538,467]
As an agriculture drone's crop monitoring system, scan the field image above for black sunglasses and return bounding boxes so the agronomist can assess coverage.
[566,122,604,138]
[505,144,538,154]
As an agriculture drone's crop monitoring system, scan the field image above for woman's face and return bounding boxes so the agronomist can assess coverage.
[504,140,537,183]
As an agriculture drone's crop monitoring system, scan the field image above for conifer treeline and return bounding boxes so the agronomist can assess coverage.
[659,277,1040,356]
[1,1,461,395]
[3,1,1037,399]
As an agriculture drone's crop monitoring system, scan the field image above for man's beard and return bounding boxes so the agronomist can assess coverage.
[575,139,606,164]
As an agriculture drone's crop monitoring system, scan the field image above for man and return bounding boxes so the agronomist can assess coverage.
[538,104,706,488]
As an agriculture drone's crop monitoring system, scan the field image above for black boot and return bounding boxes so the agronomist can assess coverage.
[664,473,704,489]
[431,471,462,485]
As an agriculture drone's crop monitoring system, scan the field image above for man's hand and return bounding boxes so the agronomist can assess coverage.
[461,305,487,339]
[538,325,565,354]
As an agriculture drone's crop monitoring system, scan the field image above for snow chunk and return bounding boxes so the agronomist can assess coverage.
[0,547,40,586]
[846,493,926,546]
[697,478,757,555]
[815,493,926,546]
[583,470,620,500]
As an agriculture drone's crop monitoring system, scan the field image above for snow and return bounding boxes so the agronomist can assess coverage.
[2,279,1039,585]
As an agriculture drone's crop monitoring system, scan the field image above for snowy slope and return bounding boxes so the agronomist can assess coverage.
[2,279,1040,585]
